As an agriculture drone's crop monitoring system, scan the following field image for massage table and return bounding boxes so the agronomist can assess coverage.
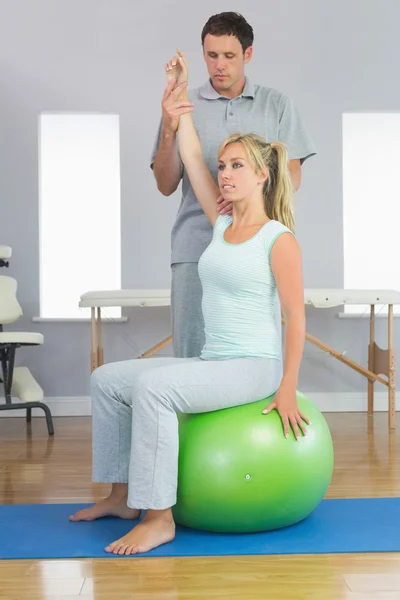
[79,288,400,431]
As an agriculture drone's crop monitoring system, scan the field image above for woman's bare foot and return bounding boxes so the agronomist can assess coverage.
[69,484,140,522]
[105,508,175,555]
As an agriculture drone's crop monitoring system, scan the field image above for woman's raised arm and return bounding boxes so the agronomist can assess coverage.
[165,50,221,225]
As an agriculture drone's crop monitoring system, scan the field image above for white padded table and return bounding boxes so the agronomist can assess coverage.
[79,288,400,431]
[79,289,171,309]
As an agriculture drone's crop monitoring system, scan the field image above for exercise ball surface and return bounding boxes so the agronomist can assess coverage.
[173,391,334,533]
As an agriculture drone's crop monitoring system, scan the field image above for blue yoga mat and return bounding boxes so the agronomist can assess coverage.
[1,498,399,559]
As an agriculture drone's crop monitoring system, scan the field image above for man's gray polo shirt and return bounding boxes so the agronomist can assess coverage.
[150,77,316,265]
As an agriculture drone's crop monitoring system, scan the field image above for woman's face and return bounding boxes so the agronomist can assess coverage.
[218,143,267,202]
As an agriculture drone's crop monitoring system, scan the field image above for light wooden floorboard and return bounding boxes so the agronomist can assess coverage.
[0,412,399,599]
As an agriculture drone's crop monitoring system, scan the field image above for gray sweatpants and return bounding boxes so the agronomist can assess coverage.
[91,355,282,510]
[171,262,205,358]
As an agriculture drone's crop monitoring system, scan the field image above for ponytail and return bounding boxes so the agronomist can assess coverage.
[263,142,294,232]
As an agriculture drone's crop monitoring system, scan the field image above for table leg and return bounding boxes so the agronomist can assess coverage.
[139,336,172,359]
[388,304,395,431]
[90,307,98,373]
[368,304,375,416]
[96,307,104,367]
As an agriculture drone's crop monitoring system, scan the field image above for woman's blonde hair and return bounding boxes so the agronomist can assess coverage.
[218,133,295,232]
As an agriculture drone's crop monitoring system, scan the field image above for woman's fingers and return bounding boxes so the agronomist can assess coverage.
[280,411,309,439]
[288,414,300,439]
[298,409,311,425]
[288,411,308,438]
[263,404,294,439]
[165,53,187,81]
[165,56,179,71]
[281,415,290,438]
[296,414,308,436]
[263,403,310,440]
[176,49,188,67]
[262,401,276,414]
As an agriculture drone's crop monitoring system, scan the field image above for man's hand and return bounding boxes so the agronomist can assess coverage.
[165,48,188,89]
[161,79,194,134]
[216,195,233,215]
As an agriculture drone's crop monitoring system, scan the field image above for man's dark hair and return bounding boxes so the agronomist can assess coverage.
[201,12,254,52]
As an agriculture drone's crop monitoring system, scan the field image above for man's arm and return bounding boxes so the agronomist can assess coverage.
[278,94,317,192]
[152,129,182,196]
[289,159,301,192]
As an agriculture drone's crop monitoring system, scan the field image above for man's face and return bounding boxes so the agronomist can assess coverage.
[203,34,252,94]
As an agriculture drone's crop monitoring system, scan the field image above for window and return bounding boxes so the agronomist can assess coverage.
[39,113,121,319]
[342,112,400,315]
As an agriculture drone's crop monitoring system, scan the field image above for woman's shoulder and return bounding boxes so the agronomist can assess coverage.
[263,220,295,255]
[267,219,292,232]
[259,219,292,240]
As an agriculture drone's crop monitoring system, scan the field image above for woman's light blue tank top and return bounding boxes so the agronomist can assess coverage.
[198,214,292,361]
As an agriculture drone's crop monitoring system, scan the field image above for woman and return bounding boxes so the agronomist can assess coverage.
[69,51,308,556]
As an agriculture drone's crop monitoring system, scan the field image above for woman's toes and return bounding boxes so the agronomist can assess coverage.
[105,540,119,553]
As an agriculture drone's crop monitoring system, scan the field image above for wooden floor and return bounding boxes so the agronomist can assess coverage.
[0,412,400,600]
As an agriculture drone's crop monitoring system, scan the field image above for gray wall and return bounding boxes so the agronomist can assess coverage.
[0,0,398,398]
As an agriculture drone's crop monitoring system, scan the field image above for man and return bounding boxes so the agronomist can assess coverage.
[151,12,316,358]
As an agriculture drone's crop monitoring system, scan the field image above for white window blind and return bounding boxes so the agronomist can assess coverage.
[39,113,121,319]
[342,112,400,315]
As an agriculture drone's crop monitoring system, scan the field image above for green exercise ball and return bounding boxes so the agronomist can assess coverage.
[173,391,334,533]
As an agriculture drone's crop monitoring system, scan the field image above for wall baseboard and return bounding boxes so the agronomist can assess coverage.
[0,392,398,417]
[0,396,92,417]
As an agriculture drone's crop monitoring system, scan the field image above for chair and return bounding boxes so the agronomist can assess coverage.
[0,246,54,435]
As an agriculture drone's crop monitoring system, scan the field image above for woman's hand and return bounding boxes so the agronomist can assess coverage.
[165,49,189,96]
[161,49,192,135]
[263,384,310,439]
